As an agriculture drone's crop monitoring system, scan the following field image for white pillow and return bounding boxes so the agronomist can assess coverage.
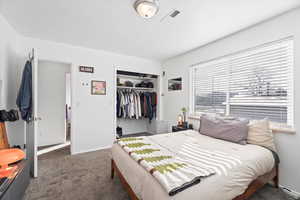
[247,119,277,152]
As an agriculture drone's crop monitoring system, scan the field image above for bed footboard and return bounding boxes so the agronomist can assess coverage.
[111,158,279,200]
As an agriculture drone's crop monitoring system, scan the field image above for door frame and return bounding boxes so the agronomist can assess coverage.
[37,59,74,154]
[25,48,38,178]
[70,63,76,155]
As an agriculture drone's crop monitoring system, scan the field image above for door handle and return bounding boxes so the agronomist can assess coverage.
[34,117,42,121]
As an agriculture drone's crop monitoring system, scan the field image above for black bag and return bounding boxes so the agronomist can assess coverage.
[124,81,133,87]
[146,82,154,88]
[116,126,123,137]
[0,110,8,122]
[136,81,148,88]
[0,110,19,122]
[8,110,19,121]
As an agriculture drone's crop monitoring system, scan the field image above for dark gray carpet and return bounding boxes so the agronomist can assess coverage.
[24,147,296,200]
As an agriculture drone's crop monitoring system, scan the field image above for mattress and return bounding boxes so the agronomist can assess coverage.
[111,130,275,200]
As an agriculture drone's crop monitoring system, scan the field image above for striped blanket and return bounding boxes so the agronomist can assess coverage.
[117,135,243,196]
[117,136,221,196]
[177,138,243,176]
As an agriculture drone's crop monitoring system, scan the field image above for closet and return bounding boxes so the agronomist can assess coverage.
[116,70,160,136]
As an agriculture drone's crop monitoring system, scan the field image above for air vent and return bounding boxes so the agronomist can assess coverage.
[160,9,181,22]
[170,10,180,18]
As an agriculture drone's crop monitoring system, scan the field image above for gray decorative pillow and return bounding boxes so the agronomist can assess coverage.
[199,115,249,145]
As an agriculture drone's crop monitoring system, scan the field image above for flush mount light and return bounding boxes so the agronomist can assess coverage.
[134,0,159,19]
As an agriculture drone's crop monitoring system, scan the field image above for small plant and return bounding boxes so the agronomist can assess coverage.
[181,107,187,113]
[181,107,187,122]
[181,107,188,122]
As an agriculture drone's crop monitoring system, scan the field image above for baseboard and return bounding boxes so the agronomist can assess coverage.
[72,145,112,155]
[37,141,71,156]
[280,185,300,198]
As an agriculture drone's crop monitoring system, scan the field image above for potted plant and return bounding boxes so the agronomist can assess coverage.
[181,107,188,128]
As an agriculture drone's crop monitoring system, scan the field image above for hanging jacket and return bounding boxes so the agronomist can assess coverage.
[145,93,153,122]
[117,91,122,118]
[137,92,141,118]
[151,92,157,119]
[16,61,32,122]
[140,93,145,117]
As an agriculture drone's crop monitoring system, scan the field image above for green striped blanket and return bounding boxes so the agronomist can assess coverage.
[117,136,215,196]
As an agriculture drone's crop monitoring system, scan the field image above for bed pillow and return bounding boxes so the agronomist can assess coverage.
[247,119,277,152]
[199,115,249,145]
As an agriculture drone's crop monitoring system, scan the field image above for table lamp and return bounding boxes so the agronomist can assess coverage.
[0,148,25,178]
[177,114,183,126]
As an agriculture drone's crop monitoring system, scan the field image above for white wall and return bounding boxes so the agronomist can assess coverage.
[1,11,162,153]
[0,13,24,146]
[18,37,162,154]
[38,60,70,147]
[117,119,147,135]
[163,8,300,192]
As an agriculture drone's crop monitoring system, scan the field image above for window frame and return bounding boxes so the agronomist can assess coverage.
[189,37,295,128]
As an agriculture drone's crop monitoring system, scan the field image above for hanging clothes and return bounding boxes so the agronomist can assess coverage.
[140,92,145,117]
[16,61,32,122]
[144,93,153,121]
[117,89,157,122]
[151,92,157,119]
[116,91,122,118]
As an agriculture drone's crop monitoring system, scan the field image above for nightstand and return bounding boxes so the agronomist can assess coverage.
[172,125,193,132]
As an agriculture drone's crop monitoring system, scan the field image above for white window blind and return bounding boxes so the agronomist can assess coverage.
[191,38,294,126]
[192,58,229,115]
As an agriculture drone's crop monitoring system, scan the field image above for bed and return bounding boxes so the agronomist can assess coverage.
[111,130,278,200]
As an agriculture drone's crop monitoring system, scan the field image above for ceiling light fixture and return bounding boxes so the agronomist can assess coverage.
[134,0,159,19]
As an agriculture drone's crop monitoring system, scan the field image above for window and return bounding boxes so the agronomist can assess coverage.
[191,38,294,126]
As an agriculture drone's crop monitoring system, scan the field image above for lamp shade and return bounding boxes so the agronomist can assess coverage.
[0,148,25,178]
[0,148,25,165]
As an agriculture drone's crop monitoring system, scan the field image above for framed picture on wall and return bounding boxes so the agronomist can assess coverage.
[168,77,182,91]
[91,80,106,95]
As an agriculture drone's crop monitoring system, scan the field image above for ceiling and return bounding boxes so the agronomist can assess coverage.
[0,0,300,61]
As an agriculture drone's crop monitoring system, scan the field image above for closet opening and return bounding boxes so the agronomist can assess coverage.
[115,69,169,138]
[36,60,72,156]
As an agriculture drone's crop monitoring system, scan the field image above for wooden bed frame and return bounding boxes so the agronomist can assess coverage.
[111,159,279,200]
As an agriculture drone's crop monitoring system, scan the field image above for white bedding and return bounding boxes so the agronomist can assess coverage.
[111,130,275,200]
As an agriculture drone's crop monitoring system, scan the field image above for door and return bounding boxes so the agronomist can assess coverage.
[26,49,39,177]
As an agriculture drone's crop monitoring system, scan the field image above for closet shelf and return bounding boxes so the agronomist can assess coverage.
[117,86,154,90]
[117,74,156,81]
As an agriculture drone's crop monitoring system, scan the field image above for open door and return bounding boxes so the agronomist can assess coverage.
[26,48,39,178]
